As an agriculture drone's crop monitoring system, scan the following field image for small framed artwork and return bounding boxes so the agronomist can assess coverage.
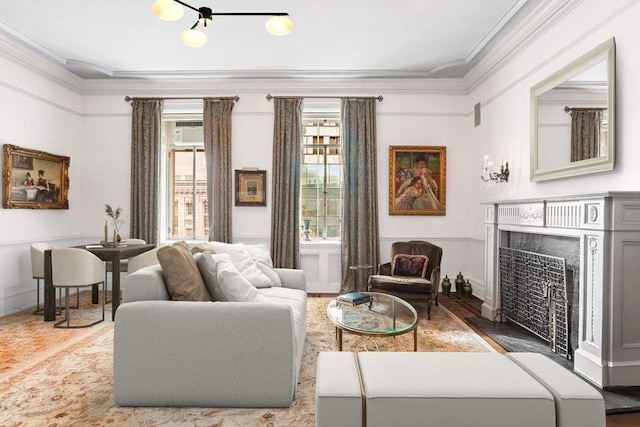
[389,146,446,216]
[2,144,70,209]
[235,169,267,206]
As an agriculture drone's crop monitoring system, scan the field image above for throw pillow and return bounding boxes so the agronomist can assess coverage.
[244,244,282,287]
[191,245,216,255]
[215,255,267,302]
[391,254,429,278]
[195,252,230,301]
[157,241,211,301]
[207,241,273,288]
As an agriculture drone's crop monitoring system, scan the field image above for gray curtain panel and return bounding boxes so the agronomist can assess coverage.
[570,109,603,162]
[340,98,380,293]
[270,98,303,268]
[130,99,163,245]
[203,98,235,243]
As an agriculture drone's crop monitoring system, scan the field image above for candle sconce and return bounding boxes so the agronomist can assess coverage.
[481,155,510,184]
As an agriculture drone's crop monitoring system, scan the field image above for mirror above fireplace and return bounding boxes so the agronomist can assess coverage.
[530,38,615,182]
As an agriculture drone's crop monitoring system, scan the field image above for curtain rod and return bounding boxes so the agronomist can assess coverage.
[124,96,240,103]
[564,106,607,112]
[266,94,383,101]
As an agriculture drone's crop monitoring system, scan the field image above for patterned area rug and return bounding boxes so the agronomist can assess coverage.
[0,294,493,426]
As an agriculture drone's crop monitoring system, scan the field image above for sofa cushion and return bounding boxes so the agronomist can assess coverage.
[391,254,429,278]
[203,242,273,288]
[156,241,211,301]
[215,255,267,302]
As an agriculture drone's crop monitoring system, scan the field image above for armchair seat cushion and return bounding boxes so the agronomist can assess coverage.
[368,274,433,294]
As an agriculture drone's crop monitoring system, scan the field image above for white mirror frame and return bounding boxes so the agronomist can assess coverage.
[530,38,616,182]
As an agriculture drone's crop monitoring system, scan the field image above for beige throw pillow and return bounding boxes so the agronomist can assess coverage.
[157,241,211,301]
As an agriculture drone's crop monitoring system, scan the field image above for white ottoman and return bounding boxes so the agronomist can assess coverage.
[507,353,605,427]
[315,352,362,427]
[357,352,556,427]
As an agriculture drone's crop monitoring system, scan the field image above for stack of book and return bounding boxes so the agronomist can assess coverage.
[336,292,371,306]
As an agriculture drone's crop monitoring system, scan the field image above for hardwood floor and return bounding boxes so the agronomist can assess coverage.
[437,292,640,427]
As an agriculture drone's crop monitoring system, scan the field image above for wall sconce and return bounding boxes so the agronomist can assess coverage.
[481,155,510,184]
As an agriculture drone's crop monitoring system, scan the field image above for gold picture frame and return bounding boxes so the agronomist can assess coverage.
[2,144,70,209]
[389,146,446,215]
[235,169,266,206]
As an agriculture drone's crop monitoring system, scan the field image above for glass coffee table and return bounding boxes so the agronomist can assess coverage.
[327,292,419,351]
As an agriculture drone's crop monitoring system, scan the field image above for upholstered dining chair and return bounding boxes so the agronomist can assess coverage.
[51,248,106,328]
[127,247,160,274]
[367,240,443,320]
[30,242,67,314]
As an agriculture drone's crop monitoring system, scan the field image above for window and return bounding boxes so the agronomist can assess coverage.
[300,101,342,241]
[160,116,209,241]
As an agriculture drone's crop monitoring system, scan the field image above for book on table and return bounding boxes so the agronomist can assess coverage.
[336,292,371,306]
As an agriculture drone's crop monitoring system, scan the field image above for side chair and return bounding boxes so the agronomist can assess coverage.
[368,240,443,320]
[51,248,106,328]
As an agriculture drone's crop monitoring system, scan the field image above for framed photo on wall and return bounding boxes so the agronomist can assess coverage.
[2,144,70,209]
[235,169,267,206]
[389,146,446,215]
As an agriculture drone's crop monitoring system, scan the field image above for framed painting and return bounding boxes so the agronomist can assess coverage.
[235,169,267,206]
[2,144,70,209]
[389,146,446,215]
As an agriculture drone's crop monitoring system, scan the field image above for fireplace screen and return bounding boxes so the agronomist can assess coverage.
[499,247,570,358]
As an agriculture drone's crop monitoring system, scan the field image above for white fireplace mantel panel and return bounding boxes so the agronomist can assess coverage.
[482,192,640,387]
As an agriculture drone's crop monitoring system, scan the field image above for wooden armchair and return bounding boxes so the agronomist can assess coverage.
[367,240,443,319]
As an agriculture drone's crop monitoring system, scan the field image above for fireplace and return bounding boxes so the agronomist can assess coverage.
[482,192,640,388]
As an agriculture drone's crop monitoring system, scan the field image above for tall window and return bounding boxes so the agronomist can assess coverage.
[300,102,342,241]
[160,116,209,241]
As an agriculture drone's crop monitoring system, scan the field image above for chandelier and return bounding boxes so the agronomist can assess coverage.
[152,0,294,47]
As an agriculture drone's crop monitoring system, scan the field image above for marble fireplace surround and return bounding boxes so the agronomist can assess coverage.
[482,192,640,388]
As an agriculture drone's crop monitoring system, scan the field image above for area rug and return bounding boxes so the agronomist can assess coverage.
[0,294,493,426]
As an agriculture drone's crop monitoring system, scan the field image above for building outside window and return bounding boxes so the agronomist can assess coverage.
[300,109,342,241]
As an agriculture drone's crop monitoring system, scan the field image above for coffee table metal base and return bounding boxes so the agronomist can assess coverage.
[334,326,418,352]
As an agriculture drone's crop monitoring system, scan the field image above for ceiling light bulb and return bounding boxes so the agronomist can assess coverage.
[265,16,294,36]
[152,0,184,21]
[180,29,207,48]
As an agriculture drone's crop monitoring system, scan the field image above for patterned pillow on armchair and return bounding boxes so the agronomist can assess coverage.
[391,254,429,278]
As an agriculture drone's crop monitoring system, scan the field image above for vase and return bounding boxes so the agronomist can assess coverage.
[462,279,473,296]
[441,275,451,295]
[455,272,465,295]
[303,219,311,242]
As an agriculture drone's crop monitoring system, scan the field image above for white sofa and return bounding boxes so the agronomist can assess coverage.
[113,262,307,408]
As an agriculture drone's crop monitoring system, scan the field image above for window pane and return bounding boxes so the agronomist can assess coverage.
[300,120,342,241]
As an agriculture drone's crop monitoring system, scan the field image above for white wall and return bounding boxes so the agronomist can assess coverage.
[465,0,640,292]
[1,0,639,315]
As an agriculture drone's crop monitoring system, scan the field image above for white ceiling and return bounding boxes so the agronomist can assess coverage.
[0,0,535,80]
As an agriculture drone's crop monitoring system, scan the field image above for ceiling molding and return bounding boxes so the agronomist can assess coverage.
[0,29,83,93]
[463,0,581,92]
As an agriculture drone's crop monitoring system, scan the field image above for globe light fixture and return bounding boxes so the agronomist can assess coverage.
[152,0,293,48]
[152,0,184,21]
[265,16,294,36]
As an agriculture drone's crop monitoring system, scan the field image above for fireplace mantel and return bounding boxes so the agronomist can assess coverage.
[482,191,640,387]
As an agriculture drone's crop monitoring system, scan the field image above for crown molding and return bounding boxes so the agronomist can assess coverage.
[463,0,581,92]
[0,24,84,93]
[80,76,470,97]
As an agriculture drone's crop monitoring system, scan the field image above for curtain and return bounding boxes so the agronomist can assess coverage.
[270,98,303,268]
[130,99,163,245]
[203,98,235,243]
[570,109,603,162]
[340,98,380,293]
